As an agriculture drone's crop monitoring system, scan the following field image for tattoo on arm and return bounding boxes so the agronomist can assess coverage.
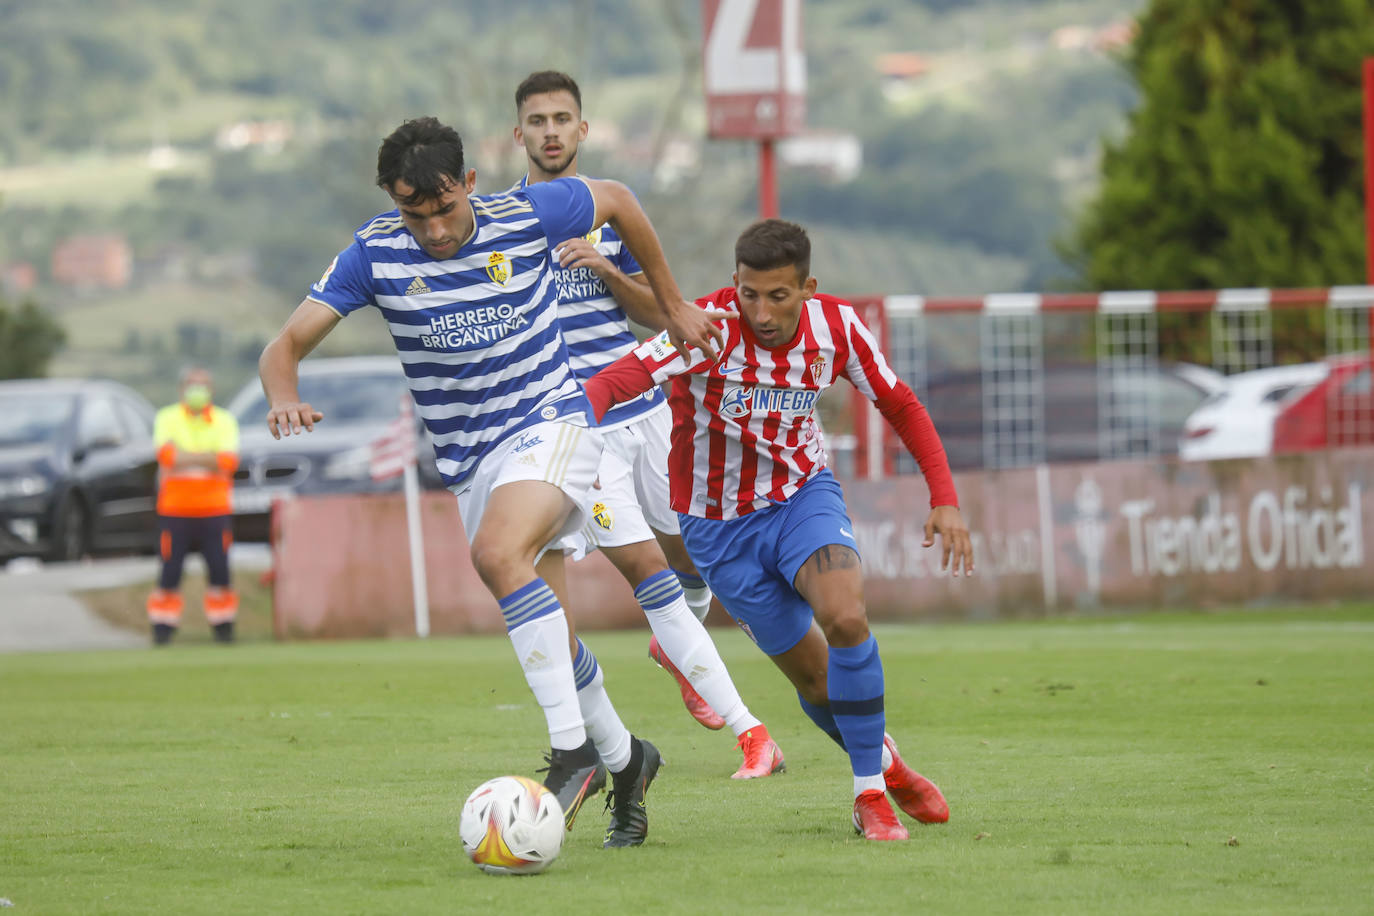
[810,545,861,573]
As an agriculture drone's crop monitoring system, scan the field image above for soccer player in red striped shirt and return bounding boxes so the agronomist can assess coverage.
[582,218,975,841]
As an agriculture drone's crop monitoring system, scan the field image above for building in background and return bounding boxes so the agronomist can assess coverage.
[50,234,132,290]
[1,261,37,296]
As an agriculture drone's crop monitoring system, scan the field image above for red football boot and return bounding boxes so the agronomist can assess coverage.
[648,635,726,730]
[852,789,909,841]
[731,725,786,779]
[883,733,949,824]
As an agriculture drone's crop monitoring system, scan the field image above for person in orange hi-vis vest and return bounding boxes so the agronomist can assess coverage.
[146,367,240,645]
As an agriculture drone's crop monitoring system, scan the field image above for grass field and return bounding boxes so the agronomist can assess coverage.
[3,606,1372,914]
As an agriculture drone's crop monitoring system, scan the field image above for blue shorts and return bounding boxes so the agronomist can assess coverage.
[677,469,859,656]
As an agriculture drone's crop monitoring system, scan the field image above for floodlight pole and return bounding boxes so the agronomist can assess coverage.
[1365,58,1374,284]
[759,138,779,219]
[1365,58,1374,351]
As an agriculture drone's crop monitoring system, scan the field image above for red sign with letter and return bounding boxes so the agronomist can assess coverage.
[702,0,806,139]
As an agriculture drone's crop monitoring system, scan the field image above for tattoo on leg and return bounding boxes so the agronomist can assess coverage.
[811,545,860,573]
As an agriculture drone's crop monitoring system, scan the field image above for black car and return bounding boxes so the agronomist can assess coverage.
[0,378,159,562]
[226,356,443,541]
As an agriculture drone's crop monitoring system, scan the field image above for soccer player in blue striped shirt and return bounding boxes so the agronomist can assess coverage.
[258,116,727,847]
[511,70,785,781]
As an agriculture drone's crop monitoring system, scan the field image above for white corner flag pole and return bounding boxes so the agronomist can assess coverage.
[402,455,430,638]
[372,395,430,638]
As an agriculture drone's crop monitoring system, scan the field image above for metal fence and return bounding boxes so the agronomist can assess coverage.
[844,286,1374,479]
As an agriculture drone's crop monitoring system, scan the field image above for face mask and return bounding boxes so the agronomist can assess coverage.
[183,384,212,410]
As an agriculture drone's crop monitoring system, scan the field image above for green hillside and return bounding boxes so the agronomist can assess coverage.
[0,0,1144,401]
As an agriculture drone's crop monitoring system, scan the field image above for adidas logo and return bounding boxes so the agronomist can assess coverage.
[524,650,549,670]
[405,276,431,296]
[686,664,710,683]
[516,453,538,466]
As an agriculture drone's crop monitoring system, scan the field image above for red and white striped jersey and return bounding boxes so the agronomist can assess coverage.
[598,287,946,520]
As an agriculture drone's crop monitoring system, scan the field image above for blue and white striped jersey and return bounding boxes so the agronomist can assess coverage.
[306,177,596,489]
[514,175,666,430]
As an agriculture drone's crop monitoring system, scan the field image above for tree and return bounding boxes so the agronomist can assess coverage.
[1066,2,1374,293]
[0,295,67,379]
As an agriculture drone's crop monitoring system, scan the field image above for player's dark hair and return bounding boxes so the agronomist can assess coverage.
[735,219,811,282]
[516,71,583,112]
[375,116,466,205]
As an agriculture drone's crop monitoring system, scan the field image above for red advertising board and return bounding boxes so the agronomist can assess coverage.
[702,0,806,139]
[273,448,1374,638]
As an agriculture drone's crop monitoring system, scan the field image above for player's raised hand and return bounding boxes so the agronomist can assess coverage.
[266,401,324,439]
[923,505,975,578]
[666,299,737,362]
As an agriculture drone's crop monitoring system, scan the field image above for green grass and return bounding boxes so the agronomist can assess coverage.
[2,607,1372,914]
[78,570,276,645]
[0,150,210,210]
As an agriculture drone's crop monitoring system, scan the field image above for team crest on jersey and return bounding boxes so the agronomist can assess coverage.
[809,355,827,383]
[486,251,511,285]
[592,502,614,531]
[583,227,602,245]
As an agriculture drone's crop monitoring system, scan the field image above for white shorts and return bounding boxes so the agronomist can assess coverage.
[454,420,604,557]
[563,406,678,561]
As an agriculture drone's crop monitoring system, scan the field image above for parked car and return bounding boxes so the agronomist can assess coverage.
[0,378,159,562]
[226,356,443,541]
[1179,362,1329,461]
[908,362,1223,471]
[1271,353,1374,454]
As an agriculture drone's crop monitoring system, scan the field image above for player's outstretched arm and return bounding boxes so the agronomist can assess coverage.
[259,299,341,439]
[583,178,735,359]
[583,352,660,422]
[923,505,975,577]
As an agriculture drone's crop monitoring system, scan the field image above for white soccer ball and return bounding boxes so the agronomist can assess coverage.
[459,775,565,875]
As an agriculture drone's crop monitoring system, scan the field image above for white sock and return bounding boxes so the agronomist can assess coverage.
[635,571,760,737]
[854,774,886,797]
[502,586,585,751]
[676,575,713,623]
[572,638,632,772]
[881,735,894,772]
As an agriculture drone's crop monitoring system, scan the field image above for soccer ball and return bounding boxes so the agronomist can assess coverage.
[459,775,565,875]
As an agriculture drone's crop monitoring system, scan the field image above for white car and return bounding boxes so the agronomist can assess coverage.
[1179,362,1328,461]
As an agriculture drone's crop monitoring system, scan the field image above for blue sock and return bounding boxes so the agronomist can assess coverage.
[797,692,846,749]
[828,635,886,777]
